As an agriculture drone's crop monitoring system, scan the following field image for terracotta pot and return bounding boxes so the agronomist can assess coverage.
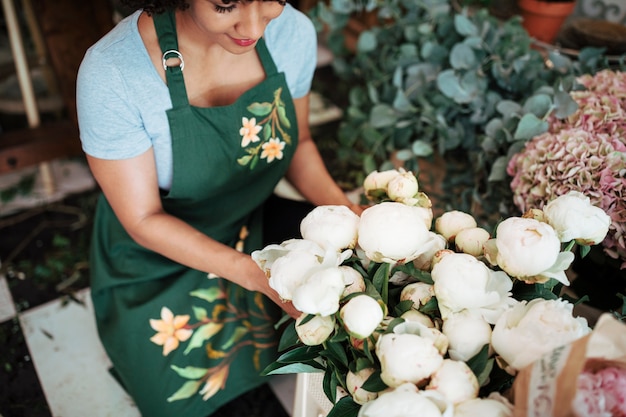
[517,0,576,44]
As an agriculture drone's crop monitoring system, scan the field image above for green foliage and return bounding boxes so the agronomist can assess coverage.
[310,0,625,219]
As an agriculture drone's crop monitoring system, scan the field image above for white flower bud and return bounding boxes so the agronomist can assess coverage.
[300,205,360,252]
[340,266,366,297]
[341,295,384,339]
[435,211,477,242]
[442,310,492,362]
[387,171,419,201]
[455,227,491,257]
[346,367,379,405]
[295,314,335,346]
[400,282,435,308]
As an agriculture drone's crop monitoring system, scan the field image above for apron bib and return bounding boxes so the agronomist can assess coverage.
[90,9,298,416]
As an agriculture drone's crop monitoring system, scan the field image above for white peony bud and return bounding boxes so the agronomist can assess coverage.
[387,171,419,201]
[400,282,435,309]
[426,359,479,405]
[412,233,447,271]
[491,298,590,371]
[346,367,379,405]
[455,227,491,257]
[432,253,515,324]
[300,205,360,252]
[340,266,366,297]
[358,202,432,264]
[341,295,385,339]
[363,169,401,199]
[435,211,477,242]
[442,310,492,362]
[543,191,611,245]
[295,314,335,346]
[401,309,435,328]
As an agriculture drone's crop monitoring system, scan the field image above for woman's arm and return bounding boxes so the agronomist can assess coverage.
[285,94,364,215]
[87,150,300,317]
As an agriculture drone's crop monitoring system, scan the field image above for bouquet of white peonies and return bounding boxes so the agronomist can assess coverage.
[253,168,613,417]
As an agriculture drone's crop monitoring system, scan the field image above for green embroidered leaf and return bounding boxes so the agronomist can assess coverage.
[237,155,252,166]
[166,380,203,402]
[171,365,209,380]
[221,326,248,350]
[277,105,291,128]
[184,322,224,355]
[190,287,223,303]
[192,306,208,321]
[263,123,272,140]
[247,102,272,116]
[250,154,259,170]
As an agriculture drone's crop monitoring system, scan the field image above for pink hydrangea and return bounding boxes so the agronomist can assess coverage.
[508,70,626,268]
[572,366,626,417]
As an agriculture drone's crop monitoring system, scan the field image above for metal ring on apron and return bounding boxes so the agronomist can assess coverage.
[162,49,184,71]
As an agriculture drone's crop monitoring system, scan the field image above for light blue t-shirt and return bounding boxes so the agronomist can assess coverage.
[76,4,317,190]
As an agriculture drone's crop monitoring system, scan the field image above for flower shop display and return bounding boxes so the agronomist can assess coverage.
[253,169,621,417]
[508,69,626,269]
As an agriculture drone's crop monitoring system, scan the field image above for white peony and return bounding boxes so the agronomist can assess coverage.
[432,253,515,324]
[442,310,492,362]
[341,295,385,339]
[357,384,452,417]
[358,202,433,264]
[291,267,346,316]
[346,367,380,405]
[251,238,325,276]
[300,205,360,252]
[455,227,491,257]
[412,232,448,271]
[267,250,323,301]
[488,217,573,285]
[543,191,611,245]
[435,211,477,242]
[491,298,590,371]
[454,397,514,417]
[401,309,435,328]
[376,325,444,387]
[426,359,479,405]
[295,314,335,346]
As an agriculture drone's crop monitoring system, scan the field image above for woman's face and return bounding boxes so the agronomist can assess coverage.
[184,0,285,53]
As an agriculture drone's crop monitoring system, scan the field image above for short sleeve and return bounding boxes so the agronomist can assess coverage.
[264,4,317,99]
[76,47,153,160]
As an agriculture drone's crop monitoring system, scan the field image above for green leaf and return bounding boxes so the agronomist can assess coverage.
[276,345,323,363]
[450,43,477,70]
[360,370,387,392]
[167,380,203,402]
[553,90,578,119]
[221,326,247,350]
[278,320,301,351]
[454,13,478,36]
[437,70,473,104]
[371,263,390,305]
[324,366,339,404]
[522,94,552,118]
[192,306,208,321]
[411,140,433,157]
[487,156,509,182]
[466,344,490,379]
[190,287,223,303]
[395,149,414,161]
[262,361,325,375]
[326,396,360,417]
[263,122,272,140]
[237,154,252,166]
[184,322,224,354]
[369,104,397,128]
[321,340,349,368]
[247,102,272,116]
[171,365,209,380]
[278,105,291,128]
[496,100,522,118]
[357,30,377,52]
[513,113,548,140]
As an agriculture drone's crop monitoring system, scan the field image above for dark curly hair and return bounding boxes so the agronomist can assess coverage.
[121,0,286,15]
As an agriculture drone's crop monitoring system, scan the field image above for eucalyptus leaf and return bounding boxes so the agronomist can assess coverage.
[454,13,478,37]
[369,104,397,128]
[395,149,414,161]
[411,140,433,157]
[357,30,378,53]
[522,94,552,118]
[437,70,473,104]
[553,90,579,119]
[449,43,477,70]
[513,113,548,141]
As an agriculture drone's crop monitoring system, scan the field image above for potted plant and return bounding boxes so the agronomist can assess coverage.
[516,0,577,44]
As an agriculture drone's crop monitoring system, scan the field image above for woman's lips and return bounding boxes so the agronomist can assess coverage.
[231,37,256,47]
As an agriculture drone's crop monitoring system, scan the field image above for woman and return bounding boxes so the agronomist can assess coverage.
[76,0,359,415]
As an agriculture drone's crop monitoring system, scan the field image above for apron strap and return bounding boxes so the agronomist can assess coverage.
[153,10,189,108]
[256,38,278,76]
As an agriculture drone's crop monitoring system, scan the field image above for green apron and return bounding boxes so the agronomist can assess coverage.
[90,9,298,416]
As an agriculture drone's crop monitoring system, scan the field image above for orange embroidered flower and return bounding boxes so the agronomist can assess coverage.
[199,366,230,400]
[149,307,193,356]
[260,138,285,163]
[239,117,262,147]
